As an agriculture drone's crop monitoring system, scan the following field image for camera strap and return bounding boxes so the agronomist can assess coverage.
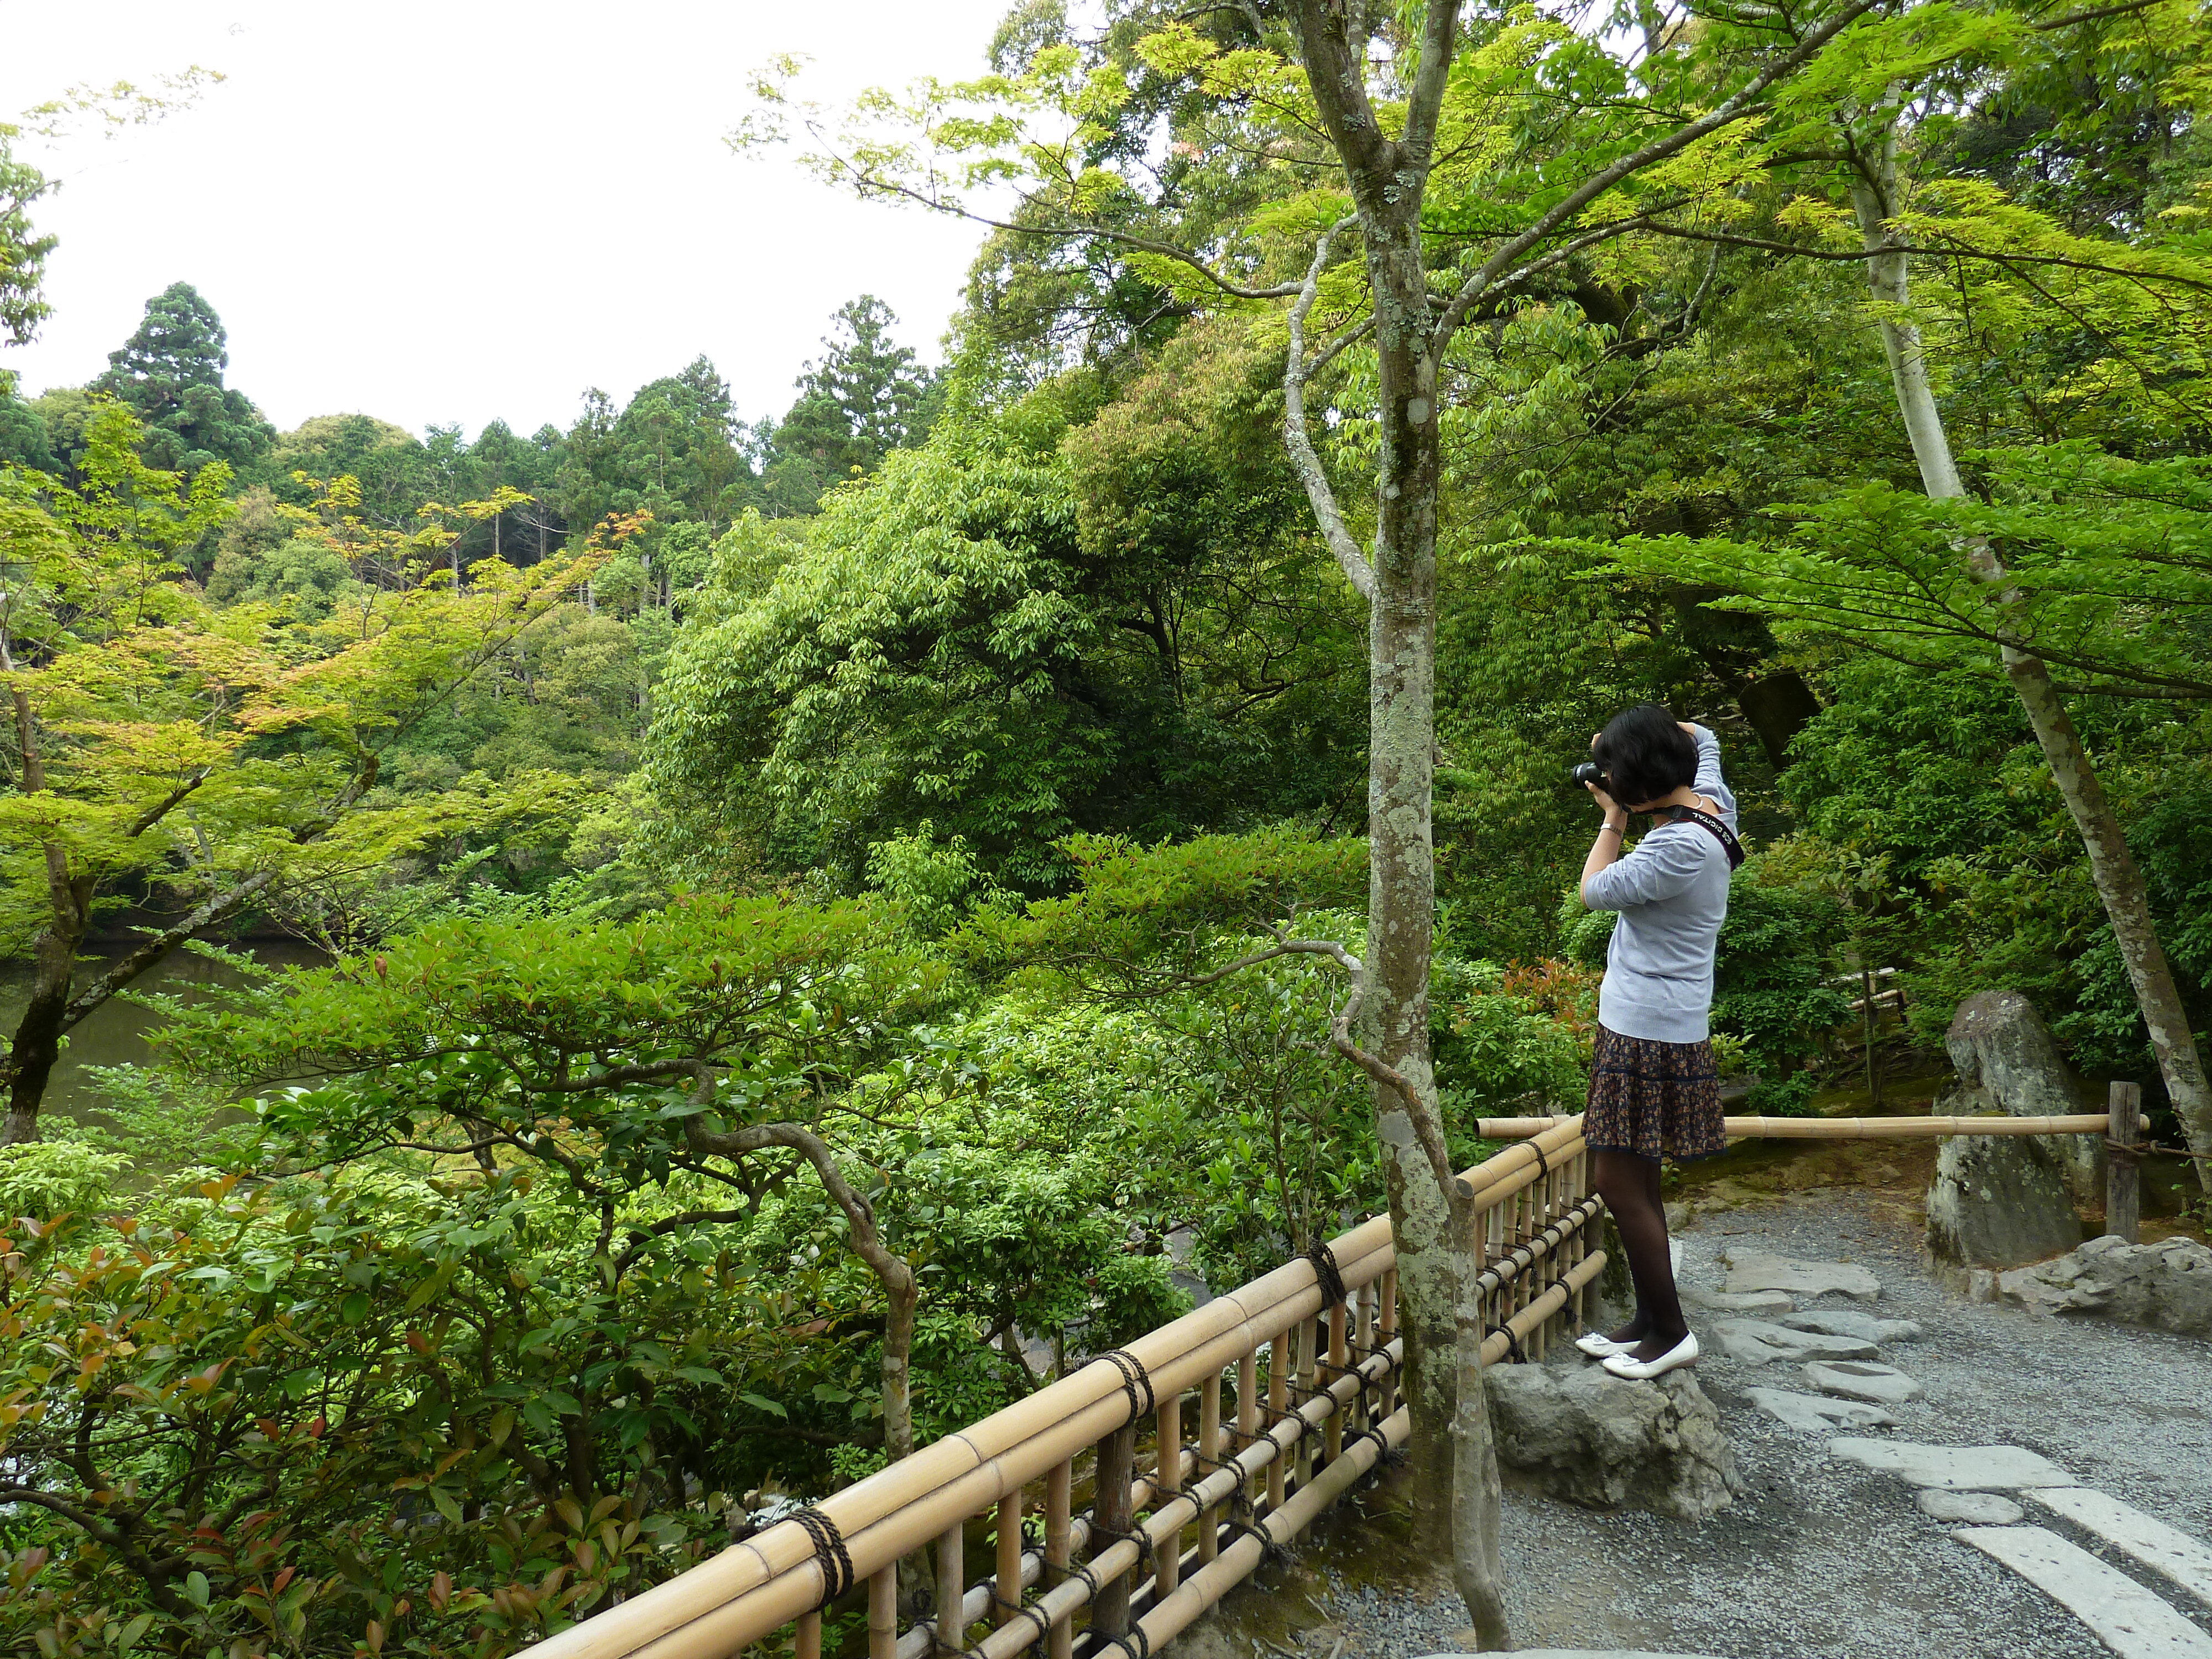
[1666,807,1745,871]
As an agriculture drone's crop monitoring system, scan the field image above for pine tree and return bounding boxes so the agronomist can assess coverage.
[95,281,274,474]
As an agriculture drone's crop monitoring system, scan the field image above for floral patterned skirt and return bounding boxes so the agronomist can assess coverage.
[1583,1025,1728,1164]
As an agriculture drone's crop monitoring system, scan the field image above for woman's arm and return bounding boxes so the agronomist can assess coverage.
[1578,786,1630,905]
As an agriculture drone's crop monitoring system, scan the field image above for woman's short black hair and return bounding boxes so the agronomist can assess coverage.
[1594,703,1696,808]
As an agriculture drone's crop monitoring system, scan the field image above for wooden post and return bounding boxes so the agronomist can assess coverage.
[1265,1332,1289,1511]
[1197,1370,1222,1566]
[1045,1459,1072,1659]
[2107,1080,2143,1244]
[994,1489,1023,1630]
[796,1611,822,1659]
[1091,1422,1137,1639]
[869,1564,898,1659]
[1156,1386,1183,1597]
[936,1521,966,1653]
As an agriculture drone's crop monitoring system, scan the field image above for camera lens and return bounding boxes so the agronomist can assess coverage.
[1570,760,1604,789]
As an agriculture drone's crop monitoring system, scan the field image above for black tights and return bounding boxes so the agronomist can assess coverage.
[1593,1149,1688,1360]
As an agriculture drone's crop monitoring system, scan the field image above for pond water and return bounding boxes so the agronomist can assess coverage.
[0,938,327,1128]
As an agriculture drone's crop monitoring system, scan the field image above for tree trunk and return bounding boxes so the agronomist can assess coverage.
[1849,121,2212,1188]
[1359,153,1510,1659]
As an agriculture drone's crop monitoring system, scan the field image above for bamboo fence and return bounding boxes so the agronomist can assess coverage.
[526,1118,1601,1659]
[1475,1112,2112,1140]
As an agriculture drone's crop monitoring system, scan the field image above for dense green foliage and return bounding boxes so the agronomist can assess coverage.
[1,0,2207,1653]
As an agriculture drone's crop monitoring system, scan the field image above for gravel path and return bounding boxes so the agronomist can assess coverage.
[1179,1191,2212,1659]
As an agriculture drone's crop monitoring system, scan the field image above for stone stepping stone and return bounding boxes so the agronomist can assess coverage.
[1686,1287,1794,1316]
[1714,1318,1879,1364]
[1777,1310,1922,1343]
[1747,1386,1897,1433]
[1920,1490,2023,1525]
[2031,1488,2212,1611]
[1804,1360,1925,1405]
[1720,1249,1880,1303]
[1956,1525,2212,1658]
[1828,1437,2078,1490]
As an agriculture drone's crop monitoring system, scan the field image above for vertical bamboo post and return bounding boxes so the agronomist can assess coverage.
[869,1563,898,1659]
[1295,1317,1317,1487]
[1091,1422,1137,1640]
[994,1489,1023,1630]
[1570,1150,1589,1330]
[2107,1080,2143,1244]
[1378,1270,1397,1420]
[1156,1385,1183,1597]
[935,1520,966,1653]
[1353,1282,1375,1433]
[1045,1459,1072,1659]
[1324,1300,1347,1463]
[796,1612,822,1659]
[1265,1332,1288,1511]
[1235,1350,1259,1514]
[1197,1370,1222,1566]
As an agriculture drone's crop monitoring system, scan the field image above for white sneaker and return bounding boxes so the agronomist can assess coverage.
[1574,1331,1635,1358]
[1600,1331,1699,1380]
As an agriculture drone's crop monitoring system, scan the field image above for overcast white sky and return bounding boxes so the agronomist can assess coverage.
[0,0,1009,439]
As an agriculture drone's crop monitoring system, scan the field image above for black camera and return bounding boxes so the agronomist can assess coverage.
[1569,760,1606,790]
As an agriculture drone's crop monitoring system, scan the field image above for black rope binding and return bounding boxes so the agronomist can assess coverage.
[790,1505,853,1607]
[1098,1348,1156,1423]
[1090,1627,1151,1659]
[1528,1139,1549,1181]
[994,1592,1053,1658]
[1485,1322,1528,1364]
[1306,1238,1348,1308]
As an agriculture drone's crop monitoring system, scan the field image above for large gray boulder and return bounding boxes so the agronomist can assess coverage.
[1485,1360,1744,1520]
[1925,1131,2081,1270]
[1997,1234,2212,1339]
[1944,989,2100,1198]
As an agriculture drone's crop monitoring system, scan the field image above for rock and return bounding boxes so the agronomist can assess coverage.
[1719,1248,1880,1302]
[1827,1437,2078,1490]
[1747,1386,1898,1432]
[1925,1131,2081,1270]
[1417,1653,1731,1658]
[1713,1318,1880,1364]
[1969,1269,1999,1304]
[1776,1310,1922,1343]
[1486,1360,1745,1520]
[1943,988,2101,1198]
[1803,1360,1926,1404]
[1919,1490,2025,1525]
[1997,1234,2212,1340]
[1685,1287,1795,1316]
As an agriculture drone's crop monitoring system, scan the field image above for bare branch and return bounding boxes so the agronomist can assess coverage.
[1404,1,1467,160]
[1285,216,1377,601]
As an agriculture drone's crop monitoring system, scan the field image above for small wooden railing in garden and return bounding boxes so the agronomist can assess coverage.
[528,1102,2125,1659]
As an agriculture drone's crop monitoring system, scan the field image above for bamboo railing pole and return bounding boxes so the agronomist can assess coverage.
[1324,1301,1347,1463]
[869,1564,898,1659]
[1265,1333,1288,1512]
[1196,1371,1221,1567]
[994,1491,1022,1631]
[1296,1317,1317,1488]
[1156,1386,1183,1598]
[1478,1113,2112,1140]
[936,1522,966,1654]
[1045,1460,1072,1659]
[1091,1422,1137,1639]
[1236,1350,1258,1515]
[2107,1081,2142,1244]
[1378,1270,1397,1420]
[1353,1284,1374,1434]
[1131,1403,1412,1656]
[796,1612,821,1659]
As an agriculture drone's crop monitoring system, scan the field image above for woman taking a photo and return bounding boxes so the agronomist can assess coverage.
[1569,704,1740,1381]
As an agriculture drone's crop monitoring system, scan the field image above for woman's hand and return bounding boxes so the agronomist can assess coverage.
[1584,779,1628,828]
